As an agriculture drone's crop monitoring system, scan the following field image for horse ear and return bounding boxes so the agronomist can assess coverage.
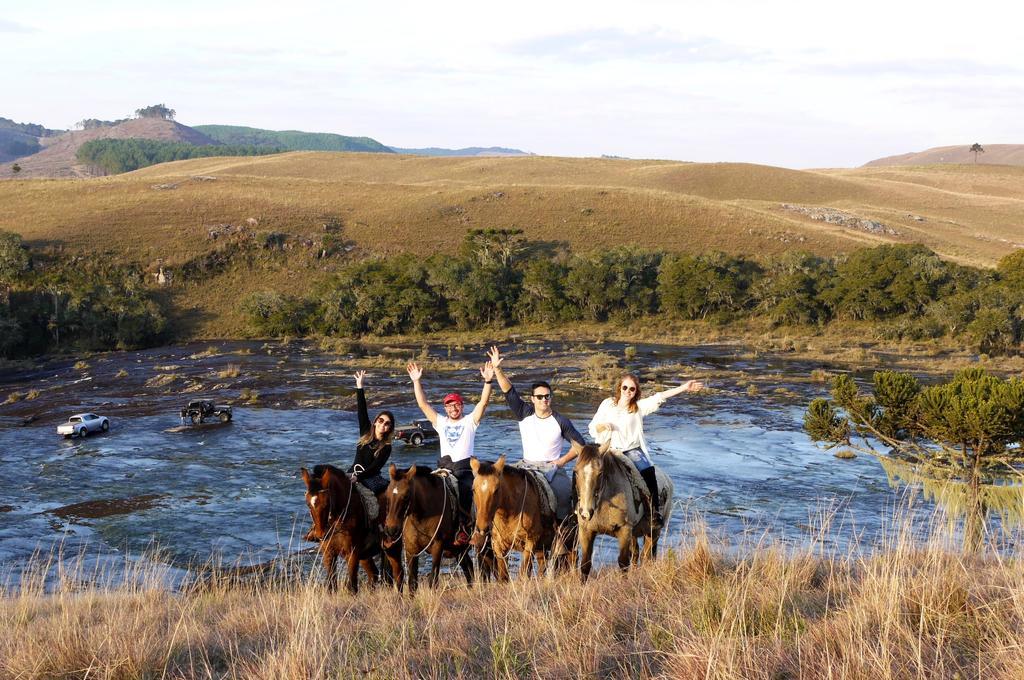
[389,463,398,480]
[406,464,418,479]
[470,457,480,474]
[494,454,505,473]
[321,466,333,484]
[300,467,312,488]
[598,440,612,455]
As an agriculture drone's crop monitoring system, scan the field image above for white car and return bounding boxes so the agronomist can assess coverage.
[57,413,110,438]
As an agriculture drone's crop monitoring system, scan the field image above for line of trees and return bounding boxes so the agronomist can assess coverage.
[244,231,1024,354]
[75,139,284,174]
[0,231,168,357]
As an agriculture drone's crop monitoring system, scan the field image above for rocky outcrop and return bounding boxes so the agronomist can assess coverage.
[781,204,899,236]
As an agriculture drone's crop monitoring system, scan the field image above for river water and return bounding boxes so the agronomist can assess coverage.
[0,339,940,587]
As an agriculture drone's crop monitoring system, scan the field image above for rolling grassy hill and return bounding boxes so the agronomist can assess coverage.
[1,153,1020,337]
[865,144,1024,167]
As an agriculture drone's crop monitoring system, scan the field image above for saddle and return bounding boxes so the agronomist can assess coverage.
[510,462,558,521]
[608,451,669,521]
[353,482,379,524]
[430,468,460,512]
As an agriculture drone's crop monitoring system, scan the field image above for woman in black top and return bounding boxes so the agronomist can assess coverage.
[346,371,395,494]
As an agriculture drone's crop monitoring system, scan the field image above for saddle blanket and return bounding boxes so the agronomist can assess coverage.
[510,462,559,520]
[353,482,379,523]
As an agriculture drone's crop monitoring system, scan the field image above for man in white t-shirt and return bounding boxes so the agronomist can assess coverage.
[407,360,494,545]
[486,346,586,521]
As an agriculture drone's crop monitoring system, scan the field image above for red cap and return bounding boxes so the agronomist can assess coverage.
[442,392,464,406]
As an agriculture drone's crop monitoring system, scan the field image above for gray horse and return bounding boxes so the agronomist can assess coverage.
[573,441,673,581]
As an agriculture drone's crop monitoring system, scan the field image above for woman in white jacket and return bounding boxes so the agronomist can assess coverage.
[589,373,704,523]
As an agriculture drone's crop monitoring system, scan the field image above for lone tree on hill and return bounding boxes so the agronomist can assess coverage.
[805,368,1024,550]
[970,142,985,163]
[11,163,20,174]
[134,104,176,120]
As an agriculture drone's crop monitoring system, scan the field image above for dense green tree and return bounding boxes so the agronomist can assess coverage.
[806,368,1024,549]
[134,104,176,120]
[564,248,662,322]
[0,230,30,283]
[76,139,282,174]
[752,252,832,325]
[658,252,757,320]
[516,259,571,323]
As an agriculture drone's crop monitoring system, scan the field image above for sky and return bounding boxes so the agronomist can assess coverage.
[1,0,1020,168]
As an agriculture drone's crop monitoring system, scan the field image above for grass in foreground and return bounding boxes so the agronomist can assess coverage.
[3,516,1022,679]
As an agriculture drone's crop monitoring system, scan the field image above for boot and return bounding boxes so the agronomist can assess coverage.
[639,467,662,525]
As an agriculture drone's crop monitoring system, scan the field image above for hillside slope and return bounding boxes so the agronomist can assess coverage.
[1,118,218,179]
[194,125,392,154]
[864,144,1024,167]
[1,153,1020,336]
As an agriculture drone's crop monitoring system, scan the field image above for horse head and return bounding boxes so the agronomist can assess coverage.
[470,455,506,548]
[574,441,611,522]
[383,463,417,543]
[301,465,337,541]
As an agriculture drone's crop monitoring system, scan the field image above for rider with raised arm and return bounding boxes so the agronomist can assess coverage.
[589,373,705,524]
[346,370,395,495]
[406,360,494,545]
[486,345,586,521]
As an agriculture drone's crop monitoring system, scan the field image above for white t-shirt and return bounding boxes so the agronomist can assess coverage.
[518,414,564,463]
[436,410,479,462]
[588,392,667,454]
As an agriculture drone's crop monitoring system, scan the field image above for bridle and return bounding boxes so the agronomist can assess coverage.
[575,459,607,521]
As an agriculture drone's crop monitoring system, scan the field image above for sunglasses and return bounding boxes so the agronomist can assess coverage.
[620,385,637,393]
[375,417,393,428]
[532,393,552,401]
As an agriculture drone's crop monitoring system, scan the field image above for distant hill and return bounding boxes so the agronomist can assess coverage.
[864,144,1024,167]
[390,146,531,157]
[0,117,64,162]
[194,125,392,154]
[1,117,219,178]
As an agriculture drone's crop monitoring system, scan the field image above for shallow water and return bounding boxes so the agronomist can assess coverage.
[0,339,957,586]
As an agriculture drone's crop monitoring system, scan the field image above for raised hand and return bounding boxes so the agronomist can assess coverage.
[407,362,423,382]
[682,380,705,392]
[486,345,504,369]
[354,370,367,388]
[480,361,495,383]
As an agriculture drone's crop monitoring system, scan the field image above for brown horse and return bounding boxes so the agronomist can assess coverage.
[383,463,475,592]
[574,442,674,581]
[301,464,380,593]
[470,455,559,580]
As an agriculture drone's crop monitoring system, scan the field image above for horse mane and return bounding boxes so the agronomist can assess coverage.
[576,443,605,467]
[308,464,350,495]
[475,460,527,478]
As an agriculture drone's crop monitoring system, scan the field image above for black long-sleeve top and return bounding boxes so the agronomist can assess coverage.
[346,388,391,480]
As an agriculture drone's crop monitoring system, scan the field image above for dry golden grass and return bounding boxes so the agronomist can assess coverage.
[2,516,1022,679]
[3,153,1022,340]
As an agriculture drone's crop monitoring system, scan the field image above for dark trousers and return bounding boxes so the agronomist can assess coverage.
[438,457,474,523]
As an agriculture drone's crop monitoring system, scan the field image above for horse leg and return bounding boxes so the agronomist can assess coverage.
[476,545,494,583]
[533,546,548,579]
[427,541,444,588]
[495,542,511,582]
[360,556,379,588]
[386,549,404,592]
[616,526,634,572]
[459,547,475,587]
[406,553,420,594]
[578,527,595,582]
[322,544,339,591]
[345,548,360,594]
[518,543,535,580]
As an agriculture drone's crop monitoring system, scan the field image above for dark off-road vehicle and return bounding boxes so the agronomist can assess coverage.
[394,418,438,447]
[180,399,233,425]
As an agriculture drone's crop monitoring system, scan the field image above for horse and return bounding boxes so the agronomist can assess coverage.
[470,455,559,580]
[300,464,380,593]
[383,463,475,592]
[573,442,674,581]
